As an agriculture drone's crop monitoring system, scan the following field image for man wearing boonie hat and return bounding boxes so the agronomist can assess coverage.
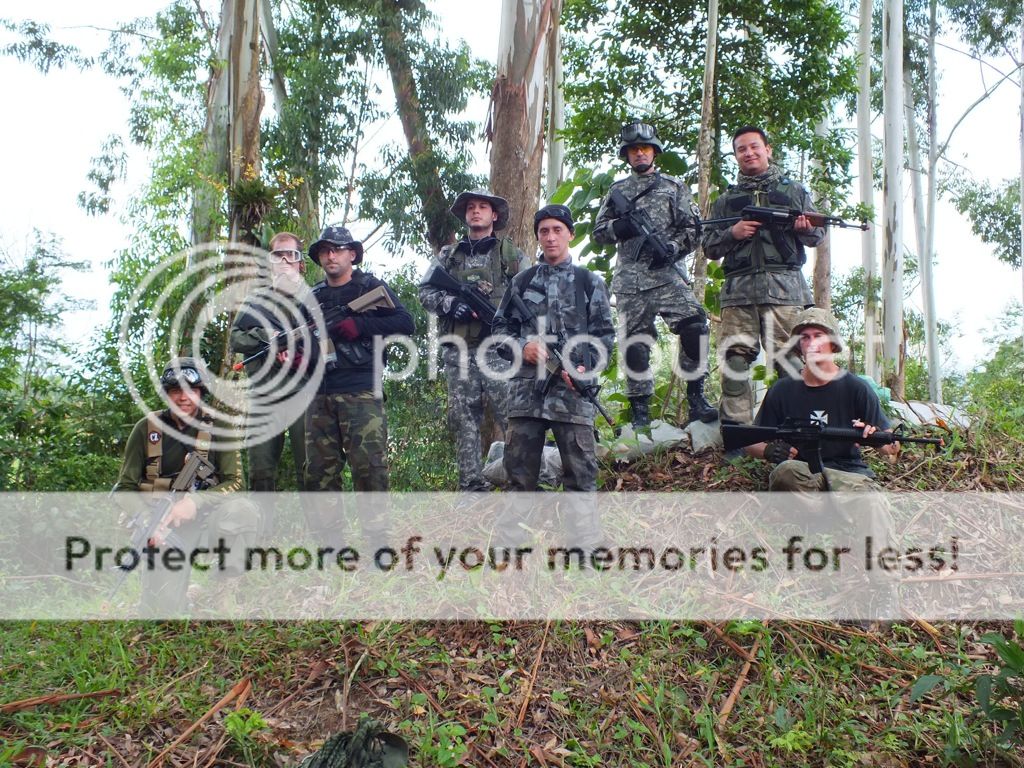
[418,189,529,492]
[745,307,900,491]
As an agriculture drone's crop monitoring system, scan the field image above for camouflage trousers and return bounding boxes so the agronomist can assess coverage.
[500,418,602,549]
[717,304,805,424]
[140,496,260,618]
[616,281,707,398]
[504,417,598,492]
[304,392,390,545]
[247,411,306,492]
[443,344,510,491]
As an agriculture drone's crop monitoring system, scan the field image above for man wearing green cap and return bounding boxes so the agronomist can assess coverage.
[593,121,716,429]
[745,308,899,490]
[418,189,529,492]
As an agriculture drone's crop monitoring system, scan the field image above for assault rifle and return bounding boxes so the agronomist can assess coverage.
[606,187,679,270]
[722,419,945,475]
[699,206,869,236]
[107,451,218,602]
[232,285,395,371]
[506,290,614,428]
[420,263,497,328]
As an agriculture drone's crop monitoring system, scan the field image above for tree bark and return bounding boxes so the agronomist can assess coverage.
[694,0,719,305]
[922,1,942,402]
[488,0,557,254]
[857,0,881,381]
[544,7,564,199]
[378,0,454,254]
[811,119,831,312]
[882,0,906,397]
[228,0,265,248]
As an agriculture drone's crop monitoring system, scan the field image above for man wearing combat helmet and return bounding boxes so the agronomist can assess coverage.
[593,120,716,429]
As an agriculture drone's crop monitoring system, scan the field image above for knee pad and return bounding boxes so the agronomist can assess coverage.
[624,342,651,379]
[675,315,709,365]
[721,354,751,397]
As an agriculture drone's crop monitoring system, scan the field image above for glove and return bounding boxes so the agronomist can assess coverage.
[332,316,361,341]
[612,216,640,240]
[448,301,474,323]
[763,440,795,464]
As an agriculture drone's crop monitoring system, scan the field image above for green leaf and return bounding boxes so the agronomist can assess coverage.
[908,674,945,703]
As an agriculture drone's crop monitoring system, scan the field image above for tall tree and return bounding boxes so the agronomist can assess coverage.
[882,0,906,396]
[488,0,562,251]
[857,0,881,382]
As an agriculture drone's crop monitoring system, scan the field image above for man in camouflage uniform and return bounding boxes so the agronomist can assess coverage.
[304,225,414,544]
[593,121,716,428]
[114,357,259,616]
[702,125,825,427]
[493,205,615,499]
[418,189,529,491]
[230,231,311,495]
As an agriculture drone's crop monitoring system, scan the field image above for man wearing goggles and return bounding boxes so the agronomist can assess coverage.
[113,357,259,616]
[230,231,312,498]
[593,120,717,429]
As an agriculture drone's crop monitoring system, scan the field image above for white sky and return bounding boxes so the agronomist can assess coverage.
[0,0,1021,373]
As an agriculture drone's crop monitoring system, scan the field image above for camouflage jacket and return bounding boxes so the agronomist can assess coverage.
[493,258,615,426]
[592,171,700,294]
[701,171,823,308]
[229,281,312,393]
[418,236,529,345]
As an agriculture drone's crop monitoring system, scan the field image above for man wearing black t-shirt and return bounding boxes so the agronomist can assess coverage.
[746,307,900,491]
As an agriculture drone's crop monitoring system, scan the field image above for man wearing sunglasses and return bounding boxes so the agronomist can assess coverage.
[304,225,415,545]
[593,121,717,430]
[113,357,259,616]
[230,232,312,499]
[701,126,825,431]
[418,189,529,492]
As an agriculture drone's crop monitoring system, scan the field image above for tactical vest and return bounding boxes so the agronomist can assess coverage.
[720,178,807,276]
[140,411,213,492]
[440,237,522,341]
[312,271,376,367]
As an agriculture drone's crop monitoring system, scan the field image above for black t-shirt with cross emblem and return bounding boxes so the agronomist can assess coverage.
[754,371,890,476]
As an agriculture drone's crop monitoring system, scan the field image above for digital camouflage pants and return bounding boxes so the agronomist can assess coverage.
[717,303,805,424]
[443,344,510,491]
[617,281,706,398]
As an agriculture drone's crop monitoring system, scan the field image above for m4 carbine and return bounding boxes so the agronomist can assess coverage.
[108,451,218,602]
[232,285,395,371]
[606,187,679,271]
[722,419,945,475]
[420,263,498,329]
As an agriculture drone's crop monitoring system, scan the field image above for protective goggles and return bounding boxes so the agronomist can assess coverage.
[620,122,657,144]
[160,366,203,388]
[270,248,304,263]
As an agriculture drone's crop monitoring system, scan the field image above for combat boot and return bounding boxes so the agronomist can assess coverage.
[628,396,651,429]
[685,376,718,424]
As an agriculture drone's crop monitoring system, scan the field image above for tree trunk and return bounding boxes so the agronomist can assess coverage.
[922,0,942,402]
[228,0,265,248]
[378,0,454,254]
[882,0,906,397]
[488,0,557,254]
[192,0,234,247]
[1020,22,1023,351]
[694,0,719,306]
[857,0,881,381]
[811,119,831,312]
[544,7,564,199]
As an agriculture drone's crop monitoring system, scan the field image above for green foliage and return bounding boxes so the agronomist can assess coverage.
[224,707,271,766]
[976,621,1024,750]
[560,0,858,200]
[963,308,1024,440]
[947,176,1022,269]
